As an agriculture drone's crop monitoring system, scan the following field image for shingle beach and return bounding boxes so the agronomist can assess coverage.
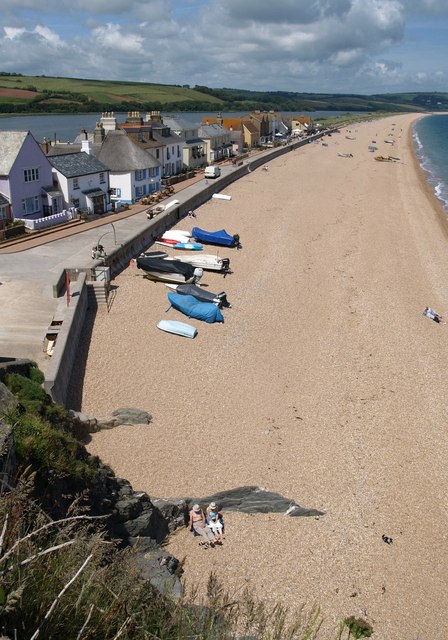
[78,113,448,639]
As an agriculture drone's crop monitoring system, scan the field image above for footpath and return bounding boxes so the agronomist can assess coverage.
[0,169,209,254]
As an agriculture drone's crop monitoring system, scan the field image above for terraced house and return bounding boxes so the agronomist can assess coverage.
[0,130,60,220]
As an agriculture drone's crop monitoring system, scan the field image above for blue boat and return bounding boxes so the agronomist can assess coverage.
[191,227,240,248]
[167,292,224,323]
[173,242,203,251]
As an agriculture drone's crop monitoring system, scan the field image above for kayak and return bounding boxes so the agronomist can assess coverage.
[173,242,203,251]
[157,319,197,338]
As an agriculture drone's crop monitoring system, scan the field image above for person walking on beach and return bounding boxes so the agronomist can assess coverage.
[188,504,215,548]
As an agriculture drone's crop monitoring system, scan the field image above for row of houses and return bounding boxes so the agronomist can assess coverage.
[0,110,315,233]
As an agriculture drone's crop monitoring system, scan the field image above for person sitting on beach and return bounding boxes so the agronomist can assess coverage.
[206,502,224,544]
[423,306,445,324]
[188,504,215,548]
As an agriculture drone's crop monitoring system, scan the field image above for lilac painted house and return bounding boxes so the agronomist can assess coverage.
[0,130,62,220]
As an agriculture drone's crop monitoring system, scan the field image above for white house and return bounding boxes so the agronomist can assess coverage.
[97,129,161,205]
[48,148,111,215]
[197,123,232,163]
[162,116,206,169]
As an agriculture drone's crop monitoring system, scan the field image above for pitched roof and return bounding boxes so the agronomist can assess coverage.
[163,116,199,132]
[48,152,108,178]
[198,123,230,138]
[46,144,82,156]
[242,120,259,135]
[201,117,243,131]
[0,131,29,175]
[97,129,160,171]
[0,193,10,206]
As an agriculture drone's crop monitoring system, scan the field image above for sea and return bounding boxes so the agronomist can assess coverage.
[413,114,448,212]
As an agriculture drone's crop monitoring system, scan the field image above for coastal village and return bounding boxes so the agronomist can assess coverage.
[0,110,316,239]
[2,107,448,640]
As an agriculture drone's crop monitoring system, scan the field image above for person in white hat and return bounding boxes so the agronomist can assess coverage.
[188,504,215,547]
[206,502,224,544]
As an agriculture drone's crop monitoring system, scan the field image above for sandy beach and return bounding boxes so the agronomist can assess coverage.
[76,113,448,639]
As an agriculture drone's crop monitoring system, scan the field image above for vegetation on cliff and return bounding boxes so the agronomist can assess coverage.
[0,366,373,639]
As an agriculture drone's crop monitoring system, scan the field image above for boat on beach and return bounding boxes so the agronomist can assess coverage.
[191,227,241,248]
[136,256,203,284]
[173,242,203,251]
[172,253,231,275]
[160,230,192,242]
[167,292,224,324]
[165,283,230,308]
[157,319,198,339]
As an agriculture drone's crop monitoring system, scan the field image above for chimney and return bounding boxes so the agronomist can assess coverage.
[94,122,106,144]
[100,111,117,132]
[81,138,92,155]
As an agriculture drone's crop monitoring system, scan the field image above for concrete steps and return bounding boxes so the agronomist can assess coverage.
[87,281,109,307]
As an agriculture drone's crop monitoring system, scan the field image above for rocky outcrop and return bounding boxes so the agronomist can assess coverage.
[69,407,152,434]
[153,486,325,533]
[192,486,325,517]
[0,382,18,492]
[0,381,18,414]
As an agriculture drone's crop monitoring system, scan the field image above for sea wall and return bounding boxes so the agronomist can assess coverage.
[44,272,88,405]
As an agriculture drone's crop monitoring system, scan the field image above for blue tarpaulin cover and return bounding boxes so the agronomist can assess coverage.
[191,227,237,247]
[168,292,224,323]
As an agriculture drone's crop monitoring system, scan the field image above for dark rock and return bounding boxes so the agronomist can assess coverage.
[68,407,152,433]
[0,381,18,414]
[186,486,325,518]
[152,498,189,531]
[111,407,152,425]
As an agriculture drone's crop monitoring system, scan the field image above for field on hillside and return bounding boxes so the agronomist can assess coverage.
[0,75,224,106]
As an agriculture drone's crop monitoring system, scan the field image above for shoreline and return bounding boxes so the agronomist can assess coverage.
[409,114,448,245]
[78,113,448,639]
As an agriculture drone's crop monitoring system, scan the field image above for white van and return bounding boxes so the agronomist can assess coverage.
[204,165,221,179]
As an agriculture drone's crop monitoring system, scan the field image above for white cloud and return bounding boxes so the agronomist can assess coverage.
[0,0,446,93]
[33,25,63,46]
[3,26,26,39]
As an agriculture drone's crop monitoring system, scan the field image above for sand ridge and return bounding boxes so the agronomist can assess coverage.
[78,114,448,639]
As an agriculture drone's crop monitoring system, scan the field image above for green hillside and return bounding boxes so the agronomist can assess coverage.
[0,73,224,113]
[0,72,447,114]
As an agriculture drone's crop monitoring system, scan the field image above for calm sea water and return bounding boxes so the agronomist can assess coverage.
[0,110,356,143]
[413,114,448,212]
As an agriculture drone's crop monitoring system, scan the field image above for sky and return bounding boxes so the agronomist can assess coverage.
[0,0,447,94]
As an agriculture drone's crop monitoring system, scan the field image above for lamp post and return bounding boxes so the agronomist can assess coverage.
[94,222,119,260]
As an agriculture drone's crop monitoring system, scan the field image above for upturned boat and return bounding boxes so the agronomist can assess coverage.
[172,253,231,275]
[165,283,230,308]
[136,256,203,284]
[191,227,240,248]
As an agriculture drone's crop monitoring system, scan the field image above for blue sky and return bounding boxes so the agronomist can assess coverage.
[0,0,447,94]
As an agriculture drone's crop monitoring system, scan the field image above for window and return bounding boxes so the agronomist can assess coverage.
[73,177,79,190]
[71,198,80,208]
[99,172,105,184]
[177,146,180,157]
[0,205,7,220]
[22,196,40,215]
[135,185,144,198]
[24,167,39,182]
[109,188,121,197]
[135,169,144,181]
